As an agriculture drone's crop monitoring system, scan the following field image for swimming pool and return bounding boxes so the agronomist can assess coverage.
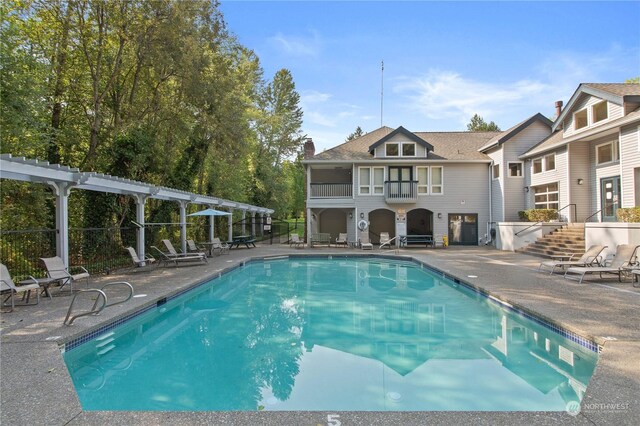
[63,256,598,411]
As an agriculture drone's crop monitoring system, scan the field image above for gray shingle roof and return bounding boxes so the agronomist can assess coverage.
[478,113,552,152]
[582,83,640,97]
[309,127,499,162]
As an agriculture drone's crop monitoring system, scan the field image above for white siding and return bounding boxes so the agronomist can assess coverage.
[502,121,551,220]
[590,136,620,215]
[563,94,624,138]
[567,143,592,221]
[486,147,503,222]
[529,147,569,212]
[620,124,640,207]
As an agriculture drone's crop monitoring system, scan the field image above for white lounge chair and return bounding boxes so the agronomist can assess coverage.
[0,263,41,312]
[565,244,640,284]
[359,233,373,250]
[335,233,349,247]
[210,237,230,255]
[151,246,208,266]
[538,245,607,274]
[290,234,305,248]
[379,232,392,249]
[162,239,207,260]
[40,256,90,293]
[126,247,157,268]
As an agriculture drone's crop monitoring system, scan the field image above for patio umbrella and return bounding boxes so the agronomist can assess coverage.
[188,208,232,216]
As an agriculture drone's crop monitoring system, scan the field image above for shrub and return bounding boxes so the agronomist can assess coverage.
[617,207,640,222]
[517,209,558,222]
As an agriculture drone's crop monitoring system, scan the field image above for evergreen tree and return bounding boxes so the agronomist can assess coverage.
[467,114,501,131]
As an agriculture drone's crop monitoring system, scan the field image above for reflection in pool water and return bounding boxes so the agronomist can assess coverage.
[64,258,598,411]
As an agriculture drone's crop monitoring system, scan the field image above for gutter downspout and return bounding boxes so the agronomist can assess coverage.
[487,160,493,245]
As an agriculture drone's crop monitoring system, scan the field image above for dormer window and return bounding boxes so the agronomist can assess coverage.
[386,143,399,156]
[385,142,416,157]
[574,109,588,130]
[402,143,415,156]
[592,101,608,123]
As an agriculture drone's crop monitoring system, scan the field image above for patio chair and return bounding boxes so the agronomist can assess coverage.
[151,246,208,267]
[564,244,640,284]
[187,239,209,257]
[0,263,41,312]
[290,234,305,248]
[40,256,90,293]
[335,233,349,247]
[210,237,230,255]
[162,239,207,260]
[126,247,157,268]
[379,232,392,249]
[537,245,607,275]
[359,233,373,250]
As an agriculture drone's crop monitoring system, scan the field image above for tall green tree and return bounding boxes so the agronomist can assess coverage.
[467,114,501,131]
[346,126,364,141]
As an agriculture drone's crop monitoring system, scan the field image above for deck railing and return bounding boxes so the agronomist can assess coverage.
[310,183,352,198]
[385,181,418,203]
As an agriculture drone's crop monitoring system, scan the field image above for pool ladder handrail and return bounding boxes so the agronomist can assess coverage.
[64,281,134,325]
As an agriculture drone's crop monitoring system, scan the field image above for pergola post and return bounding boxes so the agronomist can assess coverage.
[228,209,234,242]
[179,200,188,254]
[261,214,266,236]
[241,210,246,235]
[251,212,256,236]
[47,181,75,268]
[208,204,216,242]
[133,194,148,264]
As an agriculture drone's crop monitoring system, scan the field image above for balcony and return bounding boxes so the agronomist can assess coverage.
[385,181,417,203]
[310,183,352,198]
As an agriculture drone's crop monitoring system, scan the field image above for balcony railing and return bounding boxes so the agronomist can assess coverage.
[310,183,352,198]
[385,181,418,203]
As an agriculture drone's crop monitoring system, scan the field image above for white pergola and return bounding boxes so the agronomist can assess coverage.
[0,154,273,266]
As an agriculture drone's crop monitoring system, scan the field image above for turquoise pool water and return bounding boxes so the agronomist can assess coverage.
[63,257,598,411]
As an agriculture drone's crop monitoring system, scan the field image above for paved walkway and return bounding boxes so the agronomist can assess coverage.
[1,245,638,425]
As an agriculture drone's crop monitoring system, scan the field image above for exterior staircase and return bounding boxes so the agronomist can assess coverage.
[517,223,585,259]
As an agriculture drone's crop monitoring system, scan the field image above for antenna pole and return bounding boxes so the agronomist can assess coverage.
[381,60,384,127]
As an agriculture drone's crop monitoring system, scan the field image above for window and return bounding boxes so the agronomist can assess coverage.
[533,158,543,174]
[533,183,559,210]
[359,167,370,194]
[492,164,500,179]
[417,166,429,194]
[574,109,588,130]
[593,101,608,123]
[508,162,523,177]
[544,154,555,171]
[402,143,416,156]
[386,143,399,156]
[431,166,443,194]
[359,167,384,195]
[596,141,619,165]
[372,167,384,194]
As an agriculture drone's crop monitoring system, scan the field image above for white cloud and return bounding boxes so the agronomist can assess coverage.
[268,30,321,57]
[300,90,332,104]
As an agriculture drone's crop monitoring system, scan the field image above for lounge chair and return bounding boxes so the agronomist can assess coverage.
[359,233,373,250]
[162,239,207,260]
[151,246,208,266]
[335,233,349,247]
[290,234,305,248]
[0,263,41,312]
[126,247,157,268]
[210,237,230,255]
[40,256,90,293]
[537,245,607,275]
[564,244,640,284]
[379,232,392,249]
[187,239,205,253]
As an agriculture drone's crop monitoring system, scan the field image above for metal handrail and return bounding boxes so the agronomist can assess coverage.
[64,289,107,325]
[101,281,134,308]
[584,202,618,224]
[515,203,577,236]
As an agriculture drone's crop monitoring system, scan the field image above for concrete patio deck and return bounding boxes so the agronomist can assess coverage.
[1,244,638,425]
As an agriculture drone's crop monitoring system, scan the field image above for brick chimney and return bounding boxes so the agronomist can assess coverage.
[304,138,315,159]
[555,100,563,118]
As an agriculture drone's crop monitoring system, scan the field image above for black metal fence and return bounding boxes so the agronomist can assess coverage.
[0,229,56,279]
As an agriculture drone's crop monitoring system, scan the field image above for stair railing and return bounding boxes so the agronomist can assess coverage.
[515,204,576,236]
[583,202,618,224]
[64,281,133,325]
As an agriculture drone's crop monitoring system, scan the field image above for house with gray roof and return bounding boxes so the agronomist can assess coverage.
[302,83,640,251]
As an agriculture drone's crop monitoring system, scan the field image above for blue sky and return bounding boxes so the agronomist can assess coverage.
[221,1,640,152]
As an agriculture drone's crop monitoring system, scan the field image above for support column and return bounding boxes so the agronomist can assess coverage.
[228,209,234,242]
[209,204,216,242]
[261,214,266,236]
[241,210,246,235]
[179,200,188,254]
[251,212,256,237]
[133,194,148,264]
[47,181,75,268]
